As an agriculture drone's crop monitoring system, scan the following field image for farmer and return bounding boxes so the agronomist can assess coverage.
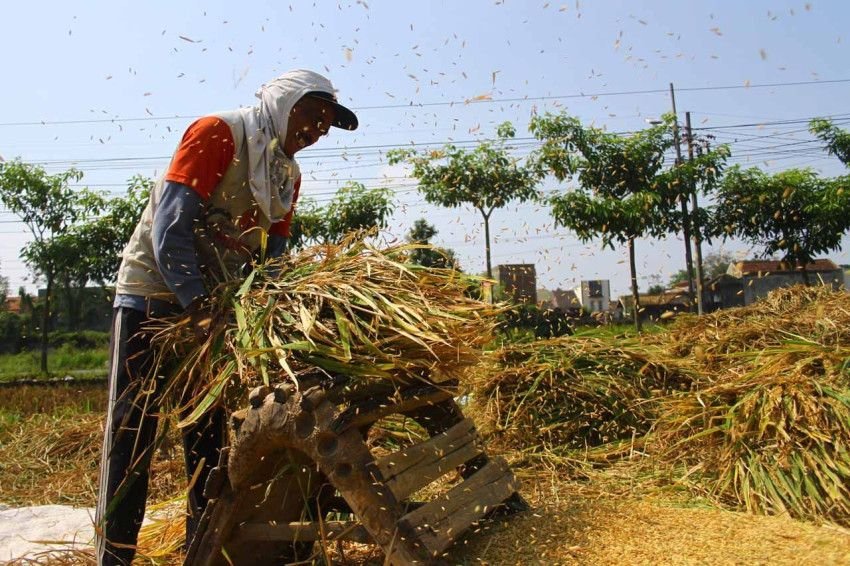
[95,69,358,565]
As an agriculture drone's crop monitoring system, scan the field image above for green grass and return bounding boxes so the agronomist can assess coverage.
[573,322,667,338]
[0,344,109,382]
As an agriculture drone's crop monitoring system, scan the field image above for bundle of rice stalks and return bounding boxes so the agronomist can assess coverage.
[149,236,499,424]
[468,336,688,460]
[659,284,850,376]
[652,285,850,524]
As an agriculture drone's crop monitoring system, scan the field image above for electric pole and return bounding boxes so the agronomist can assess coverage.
[685,111,704,315]
[669,83,695,312]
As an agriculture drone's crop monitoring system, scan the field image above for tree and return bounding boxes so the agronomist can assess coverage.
[811,118,850,167]
[404,219,459,269]
[711,167,850,281]
[72,174,152,284]
[0,160,102,372]
[45,175,151,329]
[530,113,677,331]
[288,181,394,249]
[388,122,541,278]
[667,250,736,286]
[0,261,8,306]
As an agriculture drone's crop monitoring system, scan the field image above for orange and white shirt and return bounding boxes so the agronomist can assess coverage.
[115,110,300,308]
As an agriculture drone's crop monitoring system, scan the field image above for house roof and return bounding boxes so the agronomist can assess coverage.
[4,296,21,313]
[705,273,743,288]
[728,258,839,277]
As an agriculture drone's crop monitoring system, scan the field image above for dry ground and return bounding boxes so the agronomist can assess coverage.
[2,385,850,565]
[454,476,850,565]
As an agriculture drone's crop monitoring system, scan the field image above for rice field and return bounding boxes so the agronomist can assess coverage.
[471,285,850,527]
[2,240,850,564]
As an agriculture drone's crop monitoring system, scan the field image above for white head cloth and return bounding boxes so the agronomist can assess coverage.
[238,69,339,223]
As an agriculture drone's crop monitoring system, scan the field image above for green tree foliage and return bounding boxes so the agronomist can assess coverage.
[811,118,850,167]
[711,167,850,277]
[388,122,541,278]
[663,141,731,240]
[66,174,152,284]
[404,219,459,269]
[288,181,394,249]
[0,160,103,372]
[48,175,152,329]
[530,113,677,331]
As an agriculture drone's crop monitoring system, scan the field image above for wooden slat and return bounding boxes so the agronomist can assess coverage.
[398,458,518,555]
[375,418,482,500]
[331,383,455,433]
[237,520,373,544]
[376,418,476,480]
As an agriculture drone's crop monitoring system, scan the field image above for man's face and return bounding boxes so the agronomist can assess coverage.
[282,96,336,156]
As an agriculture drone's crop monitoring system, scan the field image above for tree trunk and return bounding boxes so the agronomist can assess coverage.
[40,275,52,374]
[801,264,811,286]
[481,210,493,279]
[628,238,642,332]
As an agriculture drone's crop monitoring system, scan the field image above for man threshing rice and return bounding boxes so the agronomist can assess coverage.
[95,69,358,566]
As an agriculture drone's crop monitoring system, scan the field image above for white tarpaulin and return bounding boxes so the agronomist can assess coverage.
[0,505,94,561]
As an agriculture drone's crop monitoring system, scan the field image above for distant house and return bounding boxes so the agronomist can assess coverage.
[578,280,611,314]
[727,259,844,305]
[497,264,537,304]
[548,288,582,315]
[3,296,25,313]
[618,290,691,322]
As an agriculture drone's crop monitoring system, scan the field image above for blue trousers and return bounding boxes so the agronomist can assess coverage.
[95,306,225,566]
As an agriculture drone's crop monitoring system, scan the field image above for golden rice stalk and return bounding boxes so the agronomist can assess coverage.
[147,236,500,425]
[655,284,850,378]
[653,285,850,525]
[468,336,689,457]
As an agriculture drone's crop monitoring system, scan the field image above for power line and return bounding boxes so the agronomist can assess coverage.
[694,114,850,131]
[2,78,849,127]
[15,112,850,172]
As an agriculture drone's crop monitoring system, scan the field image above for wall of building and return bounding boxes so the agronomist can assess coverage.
[497,264,537,304]
[743,271,844,305]
[579,280,610,313]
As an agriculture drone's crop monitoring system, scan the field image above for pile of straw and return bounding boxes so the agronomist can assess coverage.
[468,336,689,458]
[149,237,499,423]
[661,284,850,375]
[652,285,850,524]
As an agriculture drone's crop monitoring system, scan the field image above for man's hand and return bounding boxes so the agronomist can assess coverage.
[186,296,214,344]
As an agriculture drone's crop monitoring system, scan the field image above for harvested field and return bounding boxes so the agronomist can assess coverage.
[457,483,850,565]
[0,385,183,508]
[3,284,850,563]
[470,286,850,527]
[2,392,849,564]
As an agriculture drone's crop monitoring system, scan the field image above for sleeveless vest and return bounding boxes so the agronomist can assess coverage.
[115,110,281,303]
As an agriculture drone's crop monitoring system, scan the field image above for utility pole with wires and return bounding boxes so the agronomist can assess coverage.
[669,83,696,312]
[685,111,705,315]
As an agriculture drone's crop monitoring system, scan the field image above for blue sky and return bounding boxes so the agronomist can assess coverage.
[1,0,849,297]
